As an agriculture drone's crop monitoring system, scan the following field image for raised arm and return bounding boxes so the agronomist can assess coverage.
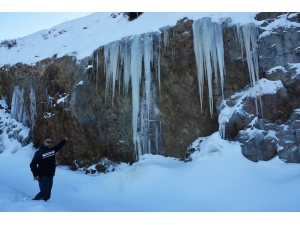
[52,137,69,152]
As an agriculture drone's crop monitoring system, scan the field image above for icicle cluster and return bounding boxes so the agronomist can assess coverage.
[11,86,29,126]
[193,17,225,117]
[218,23,261,139]
[100,32,162,160]
[236,23,261,116]
[192,18,261,139]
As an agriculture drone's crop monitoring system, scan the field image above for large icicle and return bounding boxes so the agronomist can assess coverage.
[143,33,153,122]
[137,33,162,160]
[122,38,132,95]
[154,34,161,95]
[29,87,37,133]
[96,50,99,90]
[130,35,143,159]
[193,17,225,116]
[104,41,120,105]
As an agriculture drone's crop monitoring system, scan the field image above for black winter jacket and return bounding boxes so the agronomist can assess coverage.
[30,139,66,177]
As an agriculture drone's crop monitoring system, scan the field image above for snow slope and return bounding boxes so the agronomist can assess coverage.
[0,12,260,67]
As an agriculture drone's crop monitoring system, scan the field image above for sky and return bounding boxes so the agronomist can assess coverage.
[0,12,93,41]
[1,7,300,224]
[1,0,294,42]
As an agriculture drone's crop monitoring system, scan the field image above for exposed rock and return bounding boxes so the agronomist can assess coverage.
[223,110,255,140]
[95,164,106,173]
[0,12,299,169]
[276,110,300,163]
[235,109,300,163]
[259,25,300,72]
[255,12,286,21]
[237,125,277,162]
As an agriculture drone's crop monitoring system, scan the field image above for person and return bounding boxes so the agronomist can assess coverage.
[30,136,69,201]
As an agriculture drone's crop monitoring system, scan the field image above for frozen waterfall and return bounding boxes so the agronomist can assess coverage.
[102,32,162,160]
[11,86,29,127]
[100,17,262,158]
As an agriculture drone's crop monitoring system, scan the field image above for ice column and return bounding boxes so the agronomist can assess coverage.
[29,87,37,132]
[193,17,225,116]
[11,86,29,126]
[144,34,153,121]
[136,33,162,160]
[130,35,143,156]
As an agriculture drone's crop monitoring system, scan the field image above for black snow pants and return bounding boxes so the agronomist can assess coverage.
[32,176,53,201]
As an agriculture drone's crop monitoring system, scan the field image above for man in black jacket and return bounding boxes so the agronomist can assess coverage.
[30,136,69,201]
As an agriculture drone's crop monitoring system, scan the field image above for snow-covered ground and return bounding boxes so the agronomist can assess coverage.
[1,96,300,218]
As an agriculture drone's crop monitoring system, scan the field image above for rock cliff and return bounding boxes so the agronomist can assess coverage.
[0,12,299,172]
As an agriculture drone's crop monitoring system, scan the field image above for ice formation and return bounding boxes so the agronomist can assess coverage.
[29,87,37,133]
[99,16,263,158]
[102,32,161,160]
[193,17,225,116]
[11,86,29,127]
[192,18,262,139]
[104,41,121,105]
[218,23,261,139]
[236,23,261,116]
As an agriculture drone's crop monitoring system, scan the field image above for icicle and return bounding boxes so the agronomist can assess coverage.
[193,20,204,113]
[143,33,153,122]
[163,29,169,50]
[123,38,131,95]
[236,24,244,62]
[214,23,226,98]
[238,23,261,116]
[91,51,94,81]
[160,25,171,51]
[137,99,148,158]
[104,41,120,105]
[154,34,161,95]
[29,87,37,132]
[193,17,225,116]
[11,86,19,121]
[130,35,143,159]
[96,50,99,90]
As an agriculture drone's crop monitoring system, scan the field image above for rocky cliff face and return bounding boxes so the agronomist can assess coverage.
[0,12,299,172]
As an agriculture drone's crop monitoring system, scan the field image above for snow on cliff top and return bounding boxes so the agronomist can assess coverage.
[0,12,260,67]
